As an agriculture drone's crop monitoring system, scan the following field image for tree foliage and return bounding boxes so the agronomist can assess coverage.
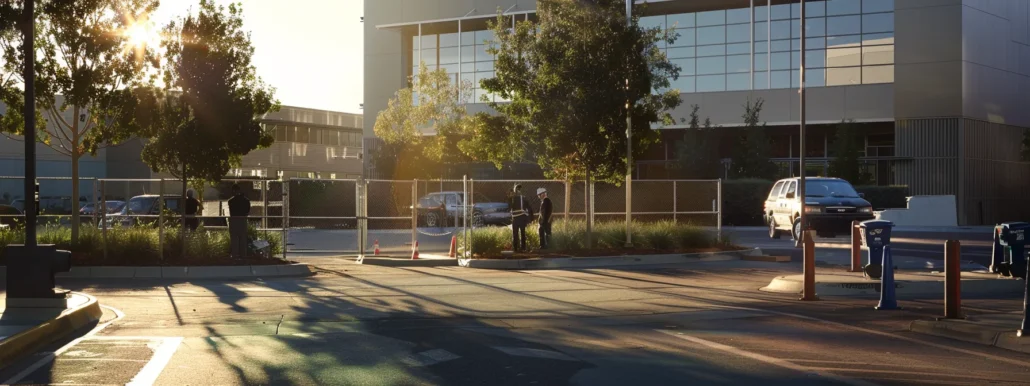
[676,105,721,179]
[139,0,278,182]
[1,0,160,241]
[730,98,777,180]
[474,0,682,183]
[828,119,870,184]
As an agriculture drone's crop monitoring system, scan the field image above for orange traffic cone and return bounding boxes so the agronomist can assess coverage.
[448,235,457,258]
[373,240,380,256]
[411,241,420,260]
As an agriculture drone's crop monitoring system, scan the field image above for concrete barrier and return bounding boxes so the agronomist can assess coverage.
[0,292,103,366]
[875,195,958,227]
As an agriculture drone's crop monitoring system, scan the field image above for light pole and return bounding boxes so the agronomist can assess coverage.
[799,0,816,301]
[22,0,37,246]
[625,0,633,248]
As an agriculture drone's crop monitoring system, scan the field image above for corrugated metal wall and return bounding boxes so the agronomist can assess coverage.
[896,118,1030,225]
[960,119,1030,225]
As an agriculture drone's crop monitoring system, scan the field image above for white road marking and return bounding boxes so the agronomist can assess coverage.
[127,337,183,386]
[2,305,126,385]
[401,349,461,367]
[656,330,880,386]
[493,346,579,362]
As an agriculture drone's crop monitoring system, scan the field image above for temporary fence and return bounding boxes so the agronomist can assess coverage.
[0,176,722,260]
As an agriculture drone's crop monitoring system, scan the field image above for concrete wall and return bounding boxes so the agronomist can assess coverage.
[960,0,1030,127]
[875,195,958,227]
[894,0,964,119]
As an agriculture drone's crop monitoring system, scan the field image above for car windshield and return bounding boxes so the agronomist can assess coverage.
[805,180,860,198]
[125,197,156,214]
[106,201,124,210]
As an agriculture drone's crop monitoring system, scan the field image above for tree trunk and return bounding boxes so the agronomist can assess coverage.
[71,149,80,243]
[181,154,187,259]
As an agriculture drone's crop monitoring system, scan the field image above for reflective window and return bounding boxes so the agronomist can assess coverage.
[771,4,791,20]
[827,0,861,16]
[754,53,769,71]
[475,45,491,62]
[827,15,861,36]
[671,58,696,75]
[668,46,695,59]
[440,33,459,47]
[727,55,750,73]
[863,32,895,45]
[863,45,894,65]
[804,1,826,17]
[801,17,826,37]
[671,76,695,93]
[697,45,726,57]
[697,75,726,92]
[421,35,437,49]
[727,8,750,24]
[475,60,494,72]
[754,71,769,89]
[727,42,750,55]
[862,13,894,33]
[421,49,437,66]
[771,20,791,40]
[827,47,861,67]
[440,47,459,64]
[771,70,791,88]
[754,6,768,22]
[641,15,666,30]
[754,41,769,53]
[793,68,826,87]
[461,62,475,73]
[826,67,861,85]
[697,56,726,75]
[475,30,494,44]
[727,73,750,90]
[863,65,894,84]
[671,29,695,46]
[727,24,750,43]
[771,40,791,52]
[827,34,862,48]
[461,46,475,62]
[697,10,726,26]
[668,13,695,29]
[697,26,726,45]
[771,52,791,70]
[863,0,895,14]
[754,22,768,40]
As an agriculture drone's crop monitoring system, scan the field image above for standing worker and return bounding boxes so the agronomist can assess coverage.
[184,189,201,232]
[228,184,251,258]
[537,187,553,249]
[509,184,533,253]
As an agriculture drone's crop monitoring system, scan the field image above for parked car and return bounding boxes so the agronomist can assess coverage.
[415,192,510,227]
[11,196,75,216]
[105,195,183,227]
[0,204,22,228]
[764,177,874,240]
[80,200,126,216]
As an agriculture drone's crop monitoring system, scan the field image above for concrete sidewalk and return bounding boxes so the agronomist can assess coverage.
[0,292,103,367]
[726,225,995,234]
[911,312,1030,355]
[761,270,1024,297]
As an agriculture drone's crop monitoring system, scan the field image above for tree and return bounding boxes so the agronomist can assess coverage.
[828,119,870,184]
[730,98,777,179]
[676,105,721,179]
[373,63,475,175]
[140,0,278,194]
[473,0,681,185]
[1,0,159,242]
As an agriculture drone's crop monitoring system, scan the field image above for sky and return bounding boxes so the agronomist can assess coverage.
[149,0,364,114]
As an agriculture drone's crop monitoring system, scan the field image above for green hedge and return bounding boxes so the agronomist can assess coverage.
[855,186,910,210]
[721,179,774,226]
[459,220,729,258]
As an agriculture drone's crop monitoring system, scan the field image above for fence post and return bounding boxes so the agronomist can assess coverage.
[282,180,289,260]
[850,220,862,272]
[672,181,677,224]
[91,178,97,227]
[411,179,417,250]
[717,179,723,240]
[469,178,475,258]
[356,178,365,259]
[262,180,268,230]
[158,179,164,262]
[563,180,571,221]
[945,240,962,319]
[101,180,107,262]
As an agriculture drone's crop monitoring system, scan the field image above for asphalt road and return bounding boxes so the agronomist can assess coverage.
[4,258,1030,385]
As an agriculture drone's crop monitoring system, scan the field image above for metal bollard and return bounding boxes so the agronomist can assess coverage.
[850,220,862,272]
[944,240,962,319]
[875,245,899,310]
[801,230,818,301]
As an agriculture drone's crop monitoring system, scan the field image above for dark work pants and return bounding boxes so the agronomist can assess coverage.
[539,221,552,249]
[229,216,248,258]
[512,216,528,252]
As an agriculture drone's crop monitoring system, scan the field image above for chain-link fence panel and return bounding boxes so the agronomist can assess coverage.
[366,179,415,256]
[675,180,720,227]
[0,176,98,229]
[284,178,358,255]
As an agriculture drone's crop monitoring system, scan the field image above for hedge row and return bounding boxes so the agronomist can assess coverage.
[721,179,910,226]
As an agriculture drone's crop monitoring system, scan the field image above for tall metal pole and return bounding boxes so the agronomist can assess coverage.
[624,0,633,247]
[22,0,37,247]
[799,0,817,301]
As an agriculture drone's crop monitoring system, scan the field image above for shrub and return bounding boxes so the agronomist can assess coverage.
[459,220,726,258]
[722,179,774,226]
[855,186,909,210]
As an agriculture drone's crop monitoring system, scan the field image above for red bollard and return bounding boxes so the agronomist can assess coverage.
[801,230,818,301]
[945,240,962,319]
[850,220,862,272]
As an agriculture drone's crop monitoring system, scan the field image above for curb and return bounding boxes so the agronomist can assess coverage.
[0,264,314,280]
[356,257,457,267]
[0,292,103,367]
[910,319,1030,355]
[761,273,1025,297]
[457,249,757,270]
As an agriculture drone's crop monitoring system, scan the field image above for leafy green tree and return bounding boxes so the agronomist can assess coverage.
[472,0,682,184]
[730,98,777,179]
[676,105,721,179]
[1,0,159,242]
[139,0,278,197]
[828,119,870,184]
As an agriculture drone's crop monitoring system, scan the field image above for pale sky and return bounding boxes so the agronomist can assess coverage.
[150,0,364,114]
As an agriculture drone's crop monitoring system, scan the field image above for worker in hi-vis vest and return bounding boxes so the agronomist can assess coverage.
[509,184,534,252]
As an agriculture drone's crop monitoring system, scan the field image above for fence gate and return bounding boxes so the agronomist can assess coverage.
[284,178,358,256]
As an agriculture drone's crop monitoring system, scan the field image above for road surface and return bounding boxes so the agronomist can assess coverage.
[3,257,1030,385]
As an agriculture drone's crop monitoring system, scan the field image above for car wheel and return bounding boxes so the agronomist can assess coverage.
[768,218,781,239]
[792,218,803,241]
[426,212,440,228]
[472,211,484,227]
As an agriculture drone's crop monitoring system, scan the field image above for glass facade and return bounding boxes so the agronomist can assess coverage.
[642,0,895,93]
[407,0,894,100]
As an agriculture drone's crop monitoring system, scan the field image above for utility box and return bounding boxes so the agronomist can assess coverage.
[3,244,71,300]
[998,222,1030,278]
[860,220,895,279]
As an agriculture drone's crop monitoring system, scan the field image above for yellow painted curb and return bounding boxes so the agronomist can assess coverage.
[0,293,103,367]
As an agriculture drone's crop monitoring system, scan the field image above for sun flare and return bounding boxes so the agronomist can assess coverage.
[125,20,159,49]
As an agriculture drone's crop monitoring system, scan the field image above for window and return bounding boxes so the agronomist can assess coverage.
[862,13,893,34]
[782,181,797,198]
[697,75,726,92]
[827,0,861,16]
[827,47,861,67]
[671,58,695,75]
[862,65,894,84]
[727,8,750,24]
[445,194,458,206]
[696,45,725,57]
[827,15,861,36]
[670,76,695,93]
[769,181,785,200]
[727,73,750,90]
[827,67,861,85]
[862,45,894,65]
[727,55,750,73]
[667,13,695,29]
[727,24,750,43]
[671,29,695,46]
[697,56,725,75]
[668,47,695,59]
[863,0,895,14]
[697,26,726,45]
[697,10,726,26]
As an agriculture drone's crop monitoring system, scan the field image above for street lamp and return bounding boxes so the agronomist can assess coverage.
[799,0,816,301]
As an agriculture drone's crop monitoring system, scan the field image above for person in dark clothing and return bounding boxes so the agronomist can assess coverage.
[536,187,553,249]
[228,184,252,258]
[509,184,533,253]
[184,189,201,231]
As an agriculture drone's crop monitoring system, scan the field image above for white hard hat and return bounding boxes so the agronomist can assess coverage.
[537,187,547,195]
